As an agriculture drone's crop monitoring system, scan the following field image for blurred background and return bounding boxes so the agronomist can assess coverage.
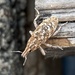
[1,0,75,75]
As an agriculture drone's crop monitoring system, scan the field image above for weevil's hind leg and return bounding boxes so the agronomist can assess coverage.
[44,43,63,50]
[23,56,27,66]
[34,8,40,28]
[39,46,46,56]
[53,22,68,36]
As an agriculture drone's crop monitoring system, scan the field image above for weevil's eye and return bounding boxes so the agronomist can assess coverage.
[51,16,58,23]
[51,16,58,21]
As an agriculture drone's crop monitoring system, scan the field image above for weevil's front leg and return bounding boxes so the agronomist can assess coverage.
[34,8,40,28]
[39,46,46,56]
[44,43,63,50]
[29,30,33,35]
[53,22,68,36]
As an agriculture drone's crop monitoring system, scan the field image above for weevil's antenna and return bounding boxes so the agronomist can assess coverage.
[11,51,22,53]
[10,50,27,66]
[23,56,27,66]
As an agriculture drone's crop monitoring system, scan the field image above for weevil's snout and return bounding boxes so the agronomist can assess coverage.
[21,48,31,65]
[21,48,30,58]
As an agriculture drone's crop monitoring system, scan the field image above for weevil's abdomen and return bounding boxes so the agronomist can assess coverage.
[43,16,58,31]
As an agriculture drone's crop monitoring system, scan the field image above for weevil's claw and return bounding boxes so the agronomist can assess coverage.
[23,56,27,66]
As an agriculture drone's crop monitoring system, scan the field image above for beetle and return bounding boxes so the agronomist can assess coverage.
[21,8,68,65]
[13,8,67,65]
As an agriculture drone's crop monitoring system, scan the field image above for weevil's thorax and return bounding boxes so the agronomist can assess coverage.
[33,16,59,41]
[43,16,58,31]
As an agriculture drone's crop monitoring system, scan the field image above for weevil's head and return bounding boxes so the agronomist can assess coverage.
[43,16,58,31]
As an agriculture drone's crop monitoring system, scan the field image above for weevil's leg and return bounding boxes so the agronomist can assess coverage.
[44,43,63,50]
[23,56,27,66]
[29,30,33,35]
[53,22,68,36]
[34,8,40,28]
[39,46,46,55]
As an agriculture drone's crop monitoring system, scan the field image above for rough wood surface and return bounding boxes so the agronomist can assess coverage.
[36,2,75,10]
[40,12,75,22]
[35,0,75,10]
[45,47,75,58]
[35,0,75,48]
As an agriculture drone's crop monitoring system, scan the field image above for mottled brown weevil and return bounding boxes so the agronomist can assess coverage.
[13,8,68,65]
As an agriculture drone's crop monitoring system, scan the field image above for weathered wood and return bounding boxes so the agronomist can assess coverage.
[35,0,75,22]
[35,0,75,10]
[40,12,75,22]
[40,8,75,14]
[55,23,75,37]
[45,47,75,58]
[35,0,75,48]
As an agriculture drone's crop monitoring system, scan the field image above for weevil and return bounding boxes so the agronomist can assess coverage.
[13,8,68,65]
[21,8,68,65]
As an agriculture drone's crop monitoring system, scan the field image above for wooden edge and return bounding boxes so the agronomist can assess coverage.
[45,47,75,58]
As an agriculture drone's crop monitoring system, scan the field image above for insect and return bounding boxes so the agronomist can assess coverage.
[21,8,68,65]
[13,8,67,65]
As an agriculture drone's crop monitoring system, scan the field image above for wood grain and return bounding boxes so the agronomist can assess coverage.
[35,0,75,48]
[35,1,75,10]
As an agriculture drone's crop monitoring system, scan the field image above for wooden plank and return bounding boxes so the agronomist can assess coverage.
[35,0,75,10]
[35,0,75,48]
[40,8,75,14]
[45,47,75,58]
[40,11,75,22]
[55,23,75,37]
[35,0,75,22]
